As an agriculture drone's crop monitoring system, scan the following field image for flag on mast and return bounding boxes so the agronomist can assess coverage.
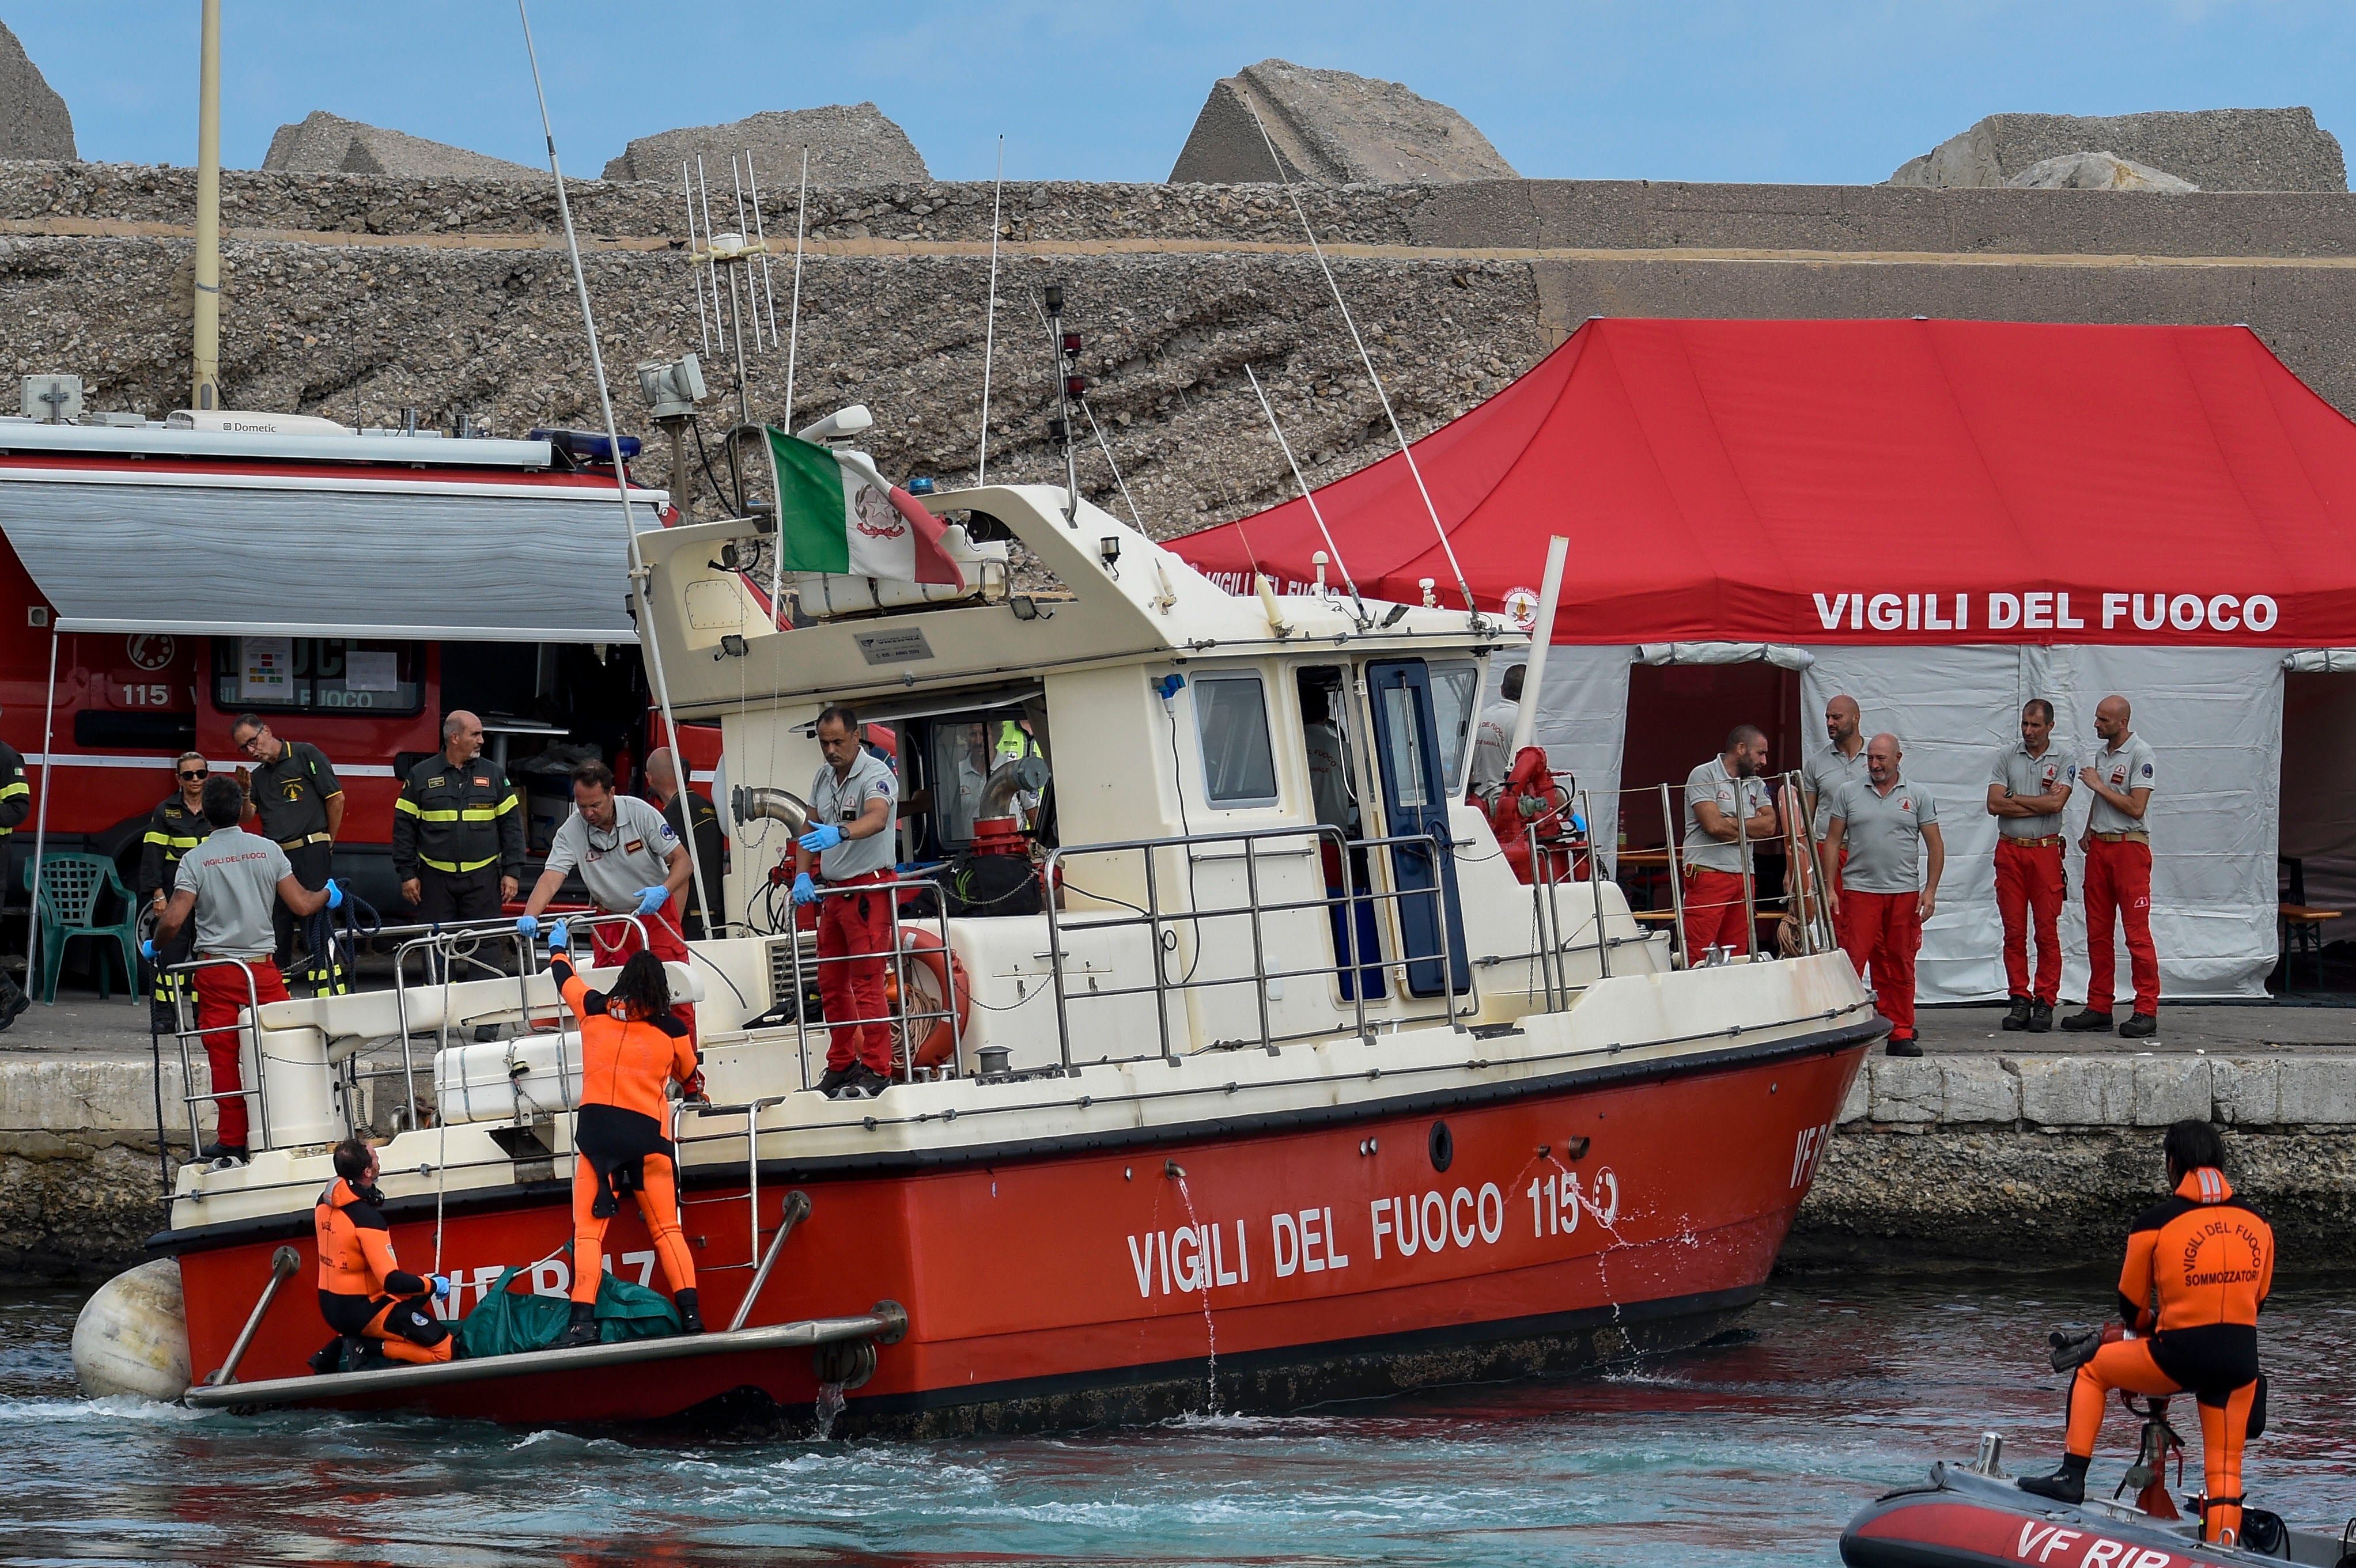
[765,429,963,586]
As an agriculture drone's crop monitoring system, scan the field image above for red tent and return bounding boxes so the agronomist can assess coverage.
[1172,318,2356,647]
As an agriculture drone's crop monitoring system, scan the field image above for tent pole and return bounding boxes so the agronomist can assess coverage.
[515,2,714,942]
[25,631,58,1002]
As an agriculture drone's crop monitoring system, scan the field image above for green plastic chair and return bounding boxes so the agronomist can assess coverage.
[24,852,139,1004]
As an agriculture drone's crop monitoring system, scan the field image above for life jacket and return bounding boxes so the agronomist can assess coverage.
[2119,1165,2274,1394]
[314,1176,425,1300]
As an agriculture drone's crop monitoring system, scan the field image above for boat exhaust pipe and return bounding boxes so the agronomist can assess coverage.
[733,785,814,837]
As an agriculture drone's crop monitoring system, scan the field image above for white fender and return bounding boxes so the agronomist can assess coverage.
[71,1258,191,1401]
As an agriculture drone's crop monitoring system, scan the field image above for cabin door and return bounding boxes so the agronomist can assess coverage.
[1364,660,1469,998]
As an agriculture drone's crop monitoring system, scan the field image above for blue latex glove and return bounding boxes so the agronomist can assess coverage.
[515,914,540,940]
[798,823,844,854]
[633,885,670,915]
[430,1274,452,1301]
[140,938,157,961]
[791,872,818,906]
[547,919,570,952]
[324,879,345,911]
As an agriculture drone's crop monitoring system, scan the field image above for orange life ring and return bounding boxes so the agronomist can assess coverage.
[894,929,971,1070]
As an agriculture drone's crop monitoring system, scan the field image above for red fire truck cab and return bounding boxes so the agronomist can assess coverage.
[0,411,709,920]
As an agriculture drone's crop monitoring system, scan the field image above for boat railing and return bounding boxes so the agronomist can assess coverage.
[774,877,962,1093]
[1559,770,1831,968]
[1040,824,1466,1069]
[160,955,269,1165]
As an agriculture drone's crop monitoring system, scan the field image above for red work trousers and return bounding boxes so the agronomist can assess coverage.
[590,906,695,1037]
[1994,838,2065,1005]
[1839,890,1920,1036]
[192,957,290,1149]
[2085,835,2159,1014]
[817,874,895,1074]
[1681,866,1753,959]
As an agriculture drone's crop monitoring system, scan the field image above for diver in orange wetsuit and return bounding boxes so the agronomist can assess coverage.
[313,1138,453,1368]
[2019,1119,2275,1547]
[546,919,706,1348]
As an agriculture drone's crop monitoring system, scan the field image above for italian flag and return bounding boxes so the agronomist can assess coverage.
[766,429,964,587]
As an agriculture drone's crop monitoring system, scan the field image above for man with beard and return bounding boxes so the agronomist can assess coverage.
[1679,725,1778,961]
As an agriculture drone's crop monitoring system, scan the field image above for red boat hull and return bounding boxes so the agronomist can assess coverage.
[162,1029,1869,1426]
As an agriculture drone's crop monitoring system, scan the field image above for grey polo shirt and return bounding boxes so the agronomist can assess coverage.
[1830,775,1938,894]
[808,749,898,880]
[2082,734,2157,837]
[175,826,292,958]
[1469,701,1517,802]
[1803,744,1869,842]
[1682,757,1775,873]
[545,794,678,914]
[1990,743,2071,839]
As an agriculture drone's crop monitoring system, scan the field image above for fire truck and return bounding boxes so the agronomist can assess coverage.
[0,402,717,923]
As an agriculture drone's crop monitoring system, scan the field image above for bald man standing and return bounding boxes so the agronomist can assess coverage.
[391,710,525,924]
[1821,734,1945,1056]
[2066,695,2159,1038]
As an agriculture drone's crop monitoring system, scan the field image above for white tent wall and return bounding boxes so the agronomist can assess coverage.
[1798,645,2283,1003]
[1478,645,1633,872]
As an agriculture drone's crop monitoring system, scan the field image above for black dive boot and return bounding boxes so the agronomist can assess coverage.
[555,1300,600,1350]
[675,1288,705,1335]
[2017,1453,2089,1504]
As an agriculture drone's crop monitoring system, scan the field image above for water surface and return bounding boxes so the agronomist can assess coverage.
[4,1274,2351,1566]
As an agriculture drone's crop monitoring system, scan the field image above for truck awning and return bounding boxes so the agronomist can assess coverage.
[0,468,665,642]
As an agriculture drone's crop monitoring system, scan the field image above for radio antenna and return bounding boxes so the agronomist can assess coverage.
[743,153,781,347]
[1246,102,1481,627]
[1246,362,1365,626]
[516,0,713,953]
[977,134,1004,485]
[680,163,712,355]
[773,146,808,629]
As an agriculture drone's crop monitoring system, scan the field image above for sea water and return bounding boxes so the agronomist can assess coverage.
[3,1274,2351,1566]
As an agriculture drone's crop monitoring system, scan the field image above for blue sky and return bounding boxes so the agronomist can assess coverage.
[9,2,2354,185]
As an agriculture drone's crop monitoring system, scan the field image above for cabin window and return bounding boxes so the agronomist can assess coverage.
[1193,673,1279,809]
[1429,661,1480,795]
[210,638,425,715]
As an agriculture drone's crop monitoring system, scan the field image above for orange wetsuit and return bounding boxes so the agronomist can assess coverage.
[2064,1166,2274,1545]
[313,1176,453,1366]
[555,953,700,1307]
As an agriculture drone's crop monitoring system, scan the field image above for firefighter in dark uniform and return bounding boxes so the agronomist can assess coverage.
[229,713,344,978]
[137,751,210,1032]
[0,723,29,1029]
[392,710,525,924]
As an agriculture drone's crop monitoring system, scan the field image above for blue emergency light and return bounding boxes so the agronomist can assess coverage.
[529,427,643,463]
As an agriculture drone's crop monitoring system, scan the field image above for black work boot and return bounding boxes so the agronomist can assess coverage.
[675,1288,705,1335]
[2118,1012,2158,1040]
[2017,1453,2089,1505]
[2060,1008,2113,1032]
[555,1300,599,1350]
[2001,997,2033,1032]
[2027,1001,2054,1033]
[1885,1033,1923,1058]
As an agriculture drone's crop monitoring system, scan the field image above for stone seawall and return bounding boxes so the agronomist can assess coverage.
[7,161,2356,539]
[5,1050,2351,1284]
[1790,1054,2356,1270]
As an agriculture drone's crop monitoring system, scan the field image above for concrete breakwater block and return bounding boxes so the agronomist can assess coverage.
[0,21,74,161]
[1170,59,1518,185]
[262,111,539,180]
[602,104,929,187]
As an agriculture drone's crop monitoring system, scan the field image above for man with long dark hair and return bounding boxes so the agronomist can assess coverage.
[545,922,705,1346]
[2019,1120,2275,1547]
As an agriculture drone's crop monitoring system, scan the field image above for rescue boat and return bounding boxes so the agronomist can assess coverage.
[1842,1447,2344,1568]
[104,435,1878,1430]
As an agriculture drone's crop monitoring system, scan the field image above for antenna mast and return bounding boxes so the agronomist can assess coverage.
[1246,104,1481,627]
[191,0,222,411]
[772,146,808,628]
[1246,363,1366,626]
[977,135,1004,485]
